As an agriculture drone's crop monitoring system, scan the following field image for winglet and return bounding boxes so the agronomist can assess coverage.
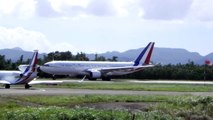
[134,42,155,66]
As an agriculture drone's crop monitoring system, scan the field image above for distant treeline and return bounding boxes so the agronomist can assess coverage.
[0,51,117,70]
[0,51,213,80]
[0,54,30,70]
[42,51,118,63]
[122,62,213,80]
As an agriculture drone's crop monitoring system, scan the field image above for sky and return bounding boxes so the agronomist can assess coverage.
[0,0,213,56]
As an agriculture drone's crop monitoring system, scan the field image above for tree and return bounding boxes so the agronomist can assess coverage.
[0,55,6,70]
[16,55,24,65]
[75,52,89,61]
[60,51,73,60]
[107,56,118,61]
[94,54,106,61]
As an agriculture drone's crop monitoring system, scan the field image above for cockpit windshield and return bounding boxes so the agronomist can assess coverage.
[43,64,50,67]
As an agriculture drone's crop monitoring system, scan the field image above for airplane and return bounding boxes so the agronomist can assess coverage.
[0,50,62,89]
[205,60,213,67]
[39,42,155,81]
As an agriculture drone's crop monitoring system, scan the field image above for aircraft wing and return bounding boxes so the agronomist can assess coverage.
[87,64,154,74]
[28,80,63,85]
[0,80,11,84]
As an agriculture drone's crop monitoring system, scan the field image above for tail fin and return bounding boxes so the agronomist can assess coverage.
[134,42,155,66]
[205,60,213,67]
[15,50,38,84]
[23,50,38,76]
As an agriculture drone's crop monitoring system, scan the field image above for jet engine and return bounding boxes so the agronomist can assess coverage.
[88,70,101,80]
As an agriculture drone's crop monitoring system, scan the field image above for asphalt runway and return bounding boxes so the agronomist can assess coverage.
[61,79,213,85]
[0,79,213,96]
[0,87,213,96]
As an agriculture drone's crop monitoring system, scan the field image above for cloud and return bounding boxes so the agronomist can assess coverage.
[35,0,60,17]
[1,0,213,22]
[49,0,117,17]
[86,0,116,16]
[0,26,78,53]
[139,0,193,20]
[58,4,85,17]
[0,0,36,18]
[189,0,213,22]
[32,0,118,18]
[111,0,136,17]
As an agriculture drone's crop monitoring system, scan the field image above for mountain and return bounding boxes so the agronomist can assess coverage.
[197,53,213,64]
[152,48,202,64]
[0,48,45,62]
[87,47,203,64]
[11,47,23,51]
[0,47,208,64]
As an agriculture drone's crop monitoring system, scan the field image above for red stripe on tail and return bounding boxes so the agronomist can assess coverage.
[144,42,155,64]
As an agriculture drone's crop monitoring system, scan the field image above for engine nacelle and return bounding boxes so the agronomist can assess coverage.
[89,70,101,79]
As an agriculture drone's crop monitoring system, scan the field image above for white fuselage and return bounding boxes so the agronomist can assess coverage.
[40,61,136,76]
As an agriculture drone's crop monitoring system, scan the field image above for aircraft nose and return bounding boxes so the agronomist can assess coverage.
[38,66,49,73]
[37,66,41,72]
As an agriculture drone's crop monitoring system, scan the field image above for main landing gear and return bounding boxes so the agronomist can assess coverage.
[5,84,10,89]
[4,84,31,89]
[102,76,111,81]
[87,76,111,81]
[52,75,56,80]
[25,84,32,89]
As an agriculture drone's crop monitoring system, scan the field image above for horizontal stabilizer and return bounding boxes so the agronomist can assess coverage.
[0,80,11,84]
[29,80,63,85]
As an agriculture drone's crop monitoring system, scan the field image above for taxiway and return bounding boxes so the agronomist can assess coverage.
[0,88,212,96]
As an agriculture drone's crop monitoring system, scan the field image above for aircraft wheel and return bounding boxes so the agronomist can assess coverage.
[5,84,10,89]
[52,75,56,80]
[88,77,97,81]
[88,78,97,81]
[102,76,111,81]
[25,84,31,89]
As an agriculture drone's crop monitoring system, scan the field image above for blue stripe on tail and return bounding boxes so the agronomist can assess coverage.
[133,42,151,66]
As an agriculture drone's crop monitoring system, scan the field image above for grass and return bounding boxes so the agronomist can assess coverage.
[1,79,213,119]
[5,94,177,106]
[2,107,132,120]
[34,81,213,92]
[0,95,213,119]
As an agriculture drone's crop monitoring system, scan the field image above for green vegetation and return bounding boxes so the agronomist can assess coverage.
[2,107,132,120]
[7,95,175,106]
[0,55,19,70]
[150,96,213,119]
[124,62,213,80]
[0,95,213,119]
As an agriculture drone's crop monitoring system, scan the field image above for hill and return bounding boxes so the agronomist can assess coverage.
[0,48,44,62]
[87,47,203,64]
[0,47,209,64]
